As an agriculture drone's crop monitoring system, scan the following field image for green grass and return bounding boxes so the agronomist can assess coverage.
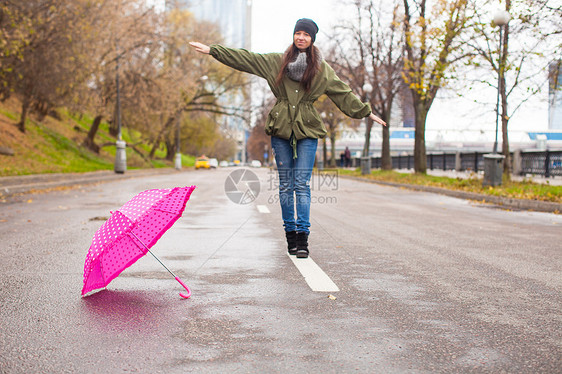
[0,107,18,121]
[0,101,195,176]
[338,169,562,203]
[182,154,195,167]
[32,123,113,172]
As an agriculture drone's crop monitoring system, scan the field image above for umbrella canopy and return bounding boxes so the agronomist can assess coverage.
[82,185,196,298]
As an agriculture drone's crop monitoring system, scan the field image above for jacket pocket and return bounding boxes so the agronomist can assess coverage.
[301,106,327,138]
[265,103,290,138]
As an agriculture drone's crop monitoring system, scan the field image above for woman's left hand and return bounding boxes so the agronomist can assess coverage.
[369,113,387,127]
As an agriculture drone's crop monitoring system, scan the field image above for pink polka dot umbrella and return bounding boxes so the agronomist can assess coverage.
[82,186,196,298]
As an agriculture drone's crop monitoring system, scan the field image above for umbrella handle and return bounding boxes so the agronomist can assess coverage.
[175,276,191,299]
[131,232,192,299]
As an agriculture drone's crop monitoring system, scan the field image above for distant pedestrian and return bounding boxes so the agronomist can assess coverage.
[344,146,351,168]
[189,18,386,259]
[340,151,345,168]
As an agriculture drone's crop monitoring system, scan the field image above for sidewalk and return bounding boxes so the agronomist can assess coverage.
[341,169,562,213]
[339,166,562,185]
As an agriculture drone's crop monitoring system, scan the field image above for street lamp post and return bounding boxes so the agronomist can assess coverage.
[483,10,511,187]
[492,10,511,154]
[361,83,373,175]
[114,44,127,174]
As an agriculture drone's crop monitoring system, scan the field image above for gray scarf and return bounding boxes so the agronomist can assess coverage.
[286,52,308,82]
[286,50,324,82]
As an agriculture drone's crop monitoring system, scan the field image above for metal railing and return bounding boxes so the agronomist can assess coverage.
[518,150,562,177]
[352,150,562,177]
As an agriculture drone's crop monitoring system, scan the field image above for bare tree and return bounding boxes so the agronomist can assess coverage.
[1,0,96,132]
[76,4,248,159]
[0,0,265,164]
[329,0,404,170]
[467,0,561,178]
[145,10,250,160]
[0,1,32,100]
[402,0,471,173]
[88,0,163,141]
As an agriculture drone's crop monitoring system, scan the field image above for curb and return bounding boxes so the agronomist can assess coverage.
[0,168,180,198]
[342,175,561,214]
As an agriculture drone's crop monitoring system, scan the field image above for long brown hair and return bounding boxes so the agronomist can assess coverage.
[276,43,321,91]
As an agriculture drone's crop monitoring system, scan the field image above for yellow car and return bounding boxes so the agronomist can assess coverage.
[195,157,210,169]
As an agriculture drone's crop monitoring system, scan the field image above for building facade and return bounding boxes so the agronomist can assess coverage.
[166,0,251,48]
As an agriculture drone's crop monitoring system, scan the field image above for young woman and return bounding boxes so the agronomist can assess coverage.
[189,18,386,259]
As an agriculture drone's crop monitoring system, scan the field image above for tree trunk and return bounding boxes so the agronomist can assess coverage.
[17,94,31,133]
[501,88,511,179]
[381,120,392,170]
[149,116,175,158]
[330,132,337,168]
[413,102,428,174]
[165,137,174,161]
[500,0,511,180]
[150,109,183,159]
[82,114,103,153]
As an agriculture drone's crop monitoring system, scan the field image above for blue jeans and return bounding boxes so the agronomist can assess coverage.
[271,136,318,234]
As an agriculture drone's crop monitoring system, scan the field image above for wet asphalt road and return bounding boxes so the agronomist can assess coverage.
[0,167,560,373]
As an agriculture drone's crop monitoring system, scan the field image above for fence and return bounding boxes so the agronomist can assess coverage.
[351,150,562,177]
[516,150,562,177]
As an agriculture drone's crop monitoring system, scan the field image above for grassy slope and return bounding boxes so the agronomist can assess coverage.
[0,98,194,176]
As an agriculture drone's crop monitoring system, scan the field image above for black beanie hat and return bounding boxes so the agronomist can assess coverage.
[294,18,319,43]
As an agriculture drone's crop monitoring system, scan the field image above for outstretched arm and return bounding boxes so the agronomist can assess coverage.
[189,42,210,54]
[369,113,387,127]
[193,43,279,81]
[324,64,387,126]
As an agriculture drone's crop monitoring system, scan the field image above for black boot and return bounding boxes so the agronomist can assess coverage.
[296,232,309,258]
[286,231,297,255]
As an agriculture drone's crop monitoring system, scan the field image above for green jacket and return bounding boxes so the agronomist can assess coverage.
[210,44,371,145]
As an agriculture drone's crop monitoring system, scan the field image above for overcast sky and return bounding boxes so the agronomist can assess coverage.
[250,0,347,53]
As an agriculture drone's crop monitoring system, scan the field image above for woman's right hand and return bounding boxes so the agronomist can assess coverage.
[189,42,210,54]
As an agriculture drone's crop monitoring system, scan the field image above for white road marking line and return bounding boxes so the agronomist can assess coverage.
[257,205,270,213]
[287,253,340,292]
